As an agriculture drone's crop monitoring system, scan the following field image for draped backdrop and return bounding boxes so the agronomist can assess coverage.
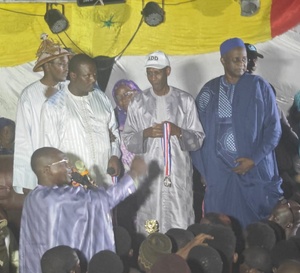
[1,0,300,120]
[0,0,300,67]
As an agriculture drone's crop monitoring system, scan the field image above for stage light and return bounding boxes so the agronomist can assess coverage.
[44,3,69,34]
[240,0,260,16]
[142,2,164,27]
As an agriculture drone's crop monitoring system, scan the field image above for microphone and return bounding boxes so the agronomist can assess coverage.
[72,160,96,188]
[71,172,85,185]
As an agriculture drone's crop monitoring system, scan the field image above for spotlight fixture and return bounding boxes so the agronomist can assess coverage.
[240,0,260,16]
[142,1,165,27]
[44,3,69,34]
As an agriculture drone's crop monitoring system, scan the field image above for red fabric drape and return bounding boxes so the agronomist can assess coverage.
[271,0,300,37]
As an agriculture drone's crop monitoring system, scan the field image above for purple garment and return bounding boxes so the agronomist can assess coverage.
[112,79,142,170]
[19,174,136,273]
[191,74,283,228]
[112,79,142,131]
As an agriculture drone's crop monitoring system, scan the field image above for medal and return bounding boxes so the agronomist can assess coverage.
[164,176,172,187]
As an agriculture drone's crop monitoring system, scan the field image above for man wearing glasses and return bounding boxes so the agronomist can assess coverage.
[191,38,283,228]
[13,33,72,195]
[19,147,148,273]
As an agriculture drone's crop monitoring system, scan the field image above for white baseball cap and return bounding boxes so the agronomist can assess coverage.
[145,51,170,69]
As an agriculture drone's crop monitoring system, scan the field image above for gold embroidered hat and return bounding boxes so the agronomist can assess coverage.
[138,232,172,271]
[33,33,72,72]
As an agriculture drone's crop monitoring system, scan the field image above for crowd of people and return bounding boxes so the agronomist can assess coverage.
[0,34,300,273]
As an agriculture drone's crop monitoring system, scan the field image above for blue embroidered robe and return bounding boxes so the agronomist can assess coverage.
[191,73,283,227]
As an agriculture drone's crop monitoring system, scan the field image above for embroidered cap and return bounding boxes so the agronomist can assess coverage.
[138,232,172,270]
[145,51,170,69]
[33,33,72,72]
[220,38,245,56]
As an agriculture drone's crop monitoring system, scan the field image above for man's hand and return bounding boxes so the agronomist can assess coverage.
[168,122,182,137]
[107,155,121,177]
[143,122,182,139]
[143,123,164,139]
[128,156,148,180]
[176,233,214,260]
[232,157,255,175]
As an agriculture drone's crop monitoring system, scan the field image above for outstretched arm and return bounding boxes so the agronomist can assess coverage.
[176,233,214,260]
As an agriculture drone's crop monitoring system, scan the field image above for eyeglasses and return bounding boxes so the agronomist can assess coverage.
[48,159,69,167]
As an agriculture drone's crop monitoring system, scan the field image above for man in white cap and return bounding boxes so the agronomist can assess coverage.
[122,51,205,234]
[13,33,72,194]
[191,37,282,228]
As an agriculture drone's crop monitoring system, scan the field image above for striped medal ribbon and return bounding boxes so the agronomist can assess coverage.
[163,122,172,187]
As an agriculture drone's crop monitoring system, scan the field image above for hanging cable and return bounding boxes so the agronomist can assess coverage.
[63,31,87,54]
[115,16,144,60]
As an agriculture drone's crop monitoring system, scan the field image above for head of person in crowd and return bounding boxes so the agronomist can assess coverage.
[138,232,172,272]
[187,245,223,273]
[150,253,191,273]
[276,259,300,273]
[268,197,300,239]
[31,147,72,187]
[165,228,195,253]
[113,225,134,273]
[87,250,124,273]
[0,117,15,155]
[145,50,171,95]
[187,223,203,236]
[187,223,238,273]
[68,54,97,97]
[200,213,244,257]
[114,225,132,258]
[200,212,232,227]
[271,238,300,270]
[112,79,142,130]
[33,33,71,93]
[244,222,276,251]
[40,245,81,273]
[239,246,272,273]
[244,43,264,74]
[261,220,286,243]
[220,37,247,84]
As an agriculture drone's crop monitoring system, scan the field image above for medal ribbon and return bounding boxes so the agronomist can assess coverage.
[163,122,171,177]
[112,176,117,185]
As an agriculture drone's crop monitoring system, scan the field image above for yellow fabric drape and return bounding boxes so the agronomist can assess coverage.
[0,0,272,67]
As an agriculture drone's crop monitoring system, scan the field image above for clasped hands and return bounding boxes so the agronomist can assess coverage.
[143,121,181,139]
